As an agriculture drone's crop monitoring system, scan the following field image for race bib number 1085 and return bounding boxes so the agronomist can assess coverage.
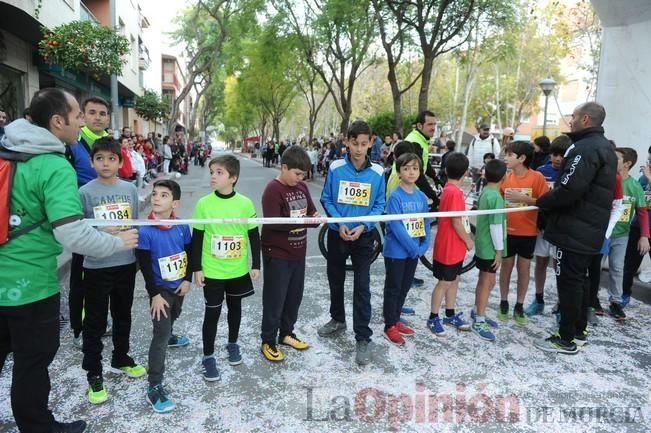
[337,181,371,207]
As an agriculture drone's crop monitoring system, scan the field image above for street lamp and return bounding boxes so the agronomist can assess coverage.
[539,78,556,137]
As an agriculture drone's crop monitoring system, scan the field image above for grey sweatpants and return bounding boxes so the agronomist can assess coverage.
[148,290,184,384]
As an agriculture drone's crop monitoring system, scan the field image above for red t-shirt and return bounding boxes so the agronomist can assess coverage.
[433,183,468,265]
[261,179,318,260]
[118,146,134,178]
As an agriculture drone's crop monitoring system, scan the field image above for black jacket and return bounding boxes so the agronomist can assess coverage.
[536,126,616,254]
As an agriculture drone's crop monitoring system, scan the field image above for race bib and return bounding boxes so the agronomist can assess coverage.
[290,208,307,218]
[504,188,532,208]
[93,202,131,230]
[403,218,425,238]
[462,216,471,234]
[211,235,244,259]
[645,191,651,210]
[337,181,371,207]
[158,251,188,281]
[619,202,632,223]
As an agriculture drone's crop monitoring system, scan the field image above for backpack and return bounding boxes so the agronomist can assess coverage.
[0,146,48,245]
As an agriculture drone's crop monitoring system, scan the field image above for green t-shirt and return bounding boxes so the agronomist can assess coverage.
[0,154,82,306]
[475,186,507,260]
[193,192,257,279]
[612,175,646,239]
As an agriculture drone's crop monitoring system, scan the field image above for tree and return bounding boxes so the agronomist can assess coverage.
[292,56,331,146]
[276,0,376,133]
[134,89,168,132]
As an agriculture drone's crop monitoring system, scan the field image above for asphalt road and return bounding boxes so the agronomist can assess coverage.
[0,151,649,433]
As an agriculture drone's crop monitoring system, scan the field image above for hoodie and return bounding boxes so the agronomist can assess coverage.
[1,119,66,155]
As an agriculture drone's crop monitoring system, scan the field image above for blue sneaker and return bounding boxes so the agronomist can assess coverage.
[168,334,189,348]
[401,306,416,316]
[201,356,220,382]
[226,343,242,366]
[524,300,544,316]
[621,295,631,308]
[442,312,471,331]
[470,309,499,329]
[147,383,175,413]
[426,317,446,336]
[472,321,496,342]
[399,317,413,327]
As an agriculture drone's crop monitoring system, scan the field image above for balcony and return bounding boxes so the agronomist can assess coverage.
[80,2,100,25]
[138,46,150,70]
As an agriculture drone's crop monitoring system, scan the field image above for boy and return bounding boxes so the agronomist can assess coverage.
[191,155,261,381]
[498,141,548,326]
[525,135,571,316]
[79,137,144,405]
[318,120,385,366]
[604,148,649,320]
[383,153,431,345]
[136,179,191,413]
[471,159,507,341]
[427,152,473,336]
[260,146,320,362]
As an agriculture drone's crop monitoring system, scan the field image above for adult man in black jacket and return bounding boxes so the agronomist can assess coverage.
[534,102,616,354]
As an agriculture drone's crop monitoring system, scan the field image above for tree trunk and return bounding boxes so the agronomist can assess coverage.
[495,63,502,131]
[273,117,281,143]
[417,54,435,113]
[456,68,477,148]
[388,66,403,135]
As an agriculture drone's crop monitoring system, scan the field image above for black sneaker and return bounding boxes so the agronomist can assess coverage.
[52,420,87,433]
[609,302,626,321]
[412,277,425,287]
[534,334,578,354]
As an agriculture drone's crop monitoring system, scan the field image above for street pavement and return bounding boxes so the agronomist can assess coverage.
[0,152,649,433]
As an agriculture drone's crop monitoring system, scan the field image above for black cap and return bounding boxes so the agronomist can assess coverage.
[479,123,490,130]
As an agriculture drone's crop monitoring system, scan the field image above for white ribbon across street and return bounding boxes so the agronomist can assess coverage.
[85,206,539,227]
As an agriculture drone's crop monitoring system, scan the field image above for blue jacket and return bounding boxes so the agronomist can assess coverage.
[383,185,431,259]
[370,136,383,163]
[67,138,97,187]
[321,154,385,232]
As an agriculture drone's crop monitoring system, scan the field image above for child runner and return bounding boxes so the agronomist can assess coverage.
[260,146,320,362]
[191,155,261,380]
[382,153,431,345]
[79,137,144,405]
[525,135,571,316]
[471,159,507,341]
[427,152,473,336]
[604,147,649,320]
[498,140,548,326]
[318,120,386,366]
[135,179,192,413]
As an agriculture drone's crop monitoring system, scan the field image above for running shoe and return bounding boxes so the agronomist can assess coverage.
[261,343,284,362]
[168,334,189,348]
[573,330,588,348]
[147,383,175,413]
[400,306,416,316]
[442,312,471,331]
[496,304,509,322]
[226,342,242,365]
[609,302,626,321]
[534,333,578,355]
[317,319,346,337]
[472,321,496,342]
[280,334,310,350]
[87,375,107,404]
[470,309,499,329]
[524,300,544,316]
[201,356,220,381]
[395,321,415,336]
[52,419,87,433]
[513,309,529,326]
[426,317,446,336]
[383,325,405,346]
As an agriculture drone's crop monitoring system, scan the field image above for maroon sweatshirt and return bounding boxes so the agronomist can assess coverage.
[261,179,318,260]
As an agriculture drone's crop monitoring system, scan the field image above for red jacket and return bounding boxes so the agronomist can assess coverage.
[118,146,134,179]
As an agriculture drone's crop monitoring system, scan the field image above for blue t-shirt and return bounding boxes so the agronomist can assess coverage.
[138,223,192,291]
[537,163,559,189]
[383,185,431,259]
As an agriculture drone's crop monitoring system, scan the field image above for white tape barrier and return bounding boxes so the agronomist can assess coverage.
[85,206,539,227]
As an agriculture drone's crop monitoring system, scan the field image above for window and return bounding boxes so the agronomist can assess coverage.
[0,64,25,122]
[131,35,137,72]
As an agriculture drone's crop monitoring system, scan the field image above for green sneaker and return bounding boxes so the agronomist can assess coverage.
[513,309,529,326]
[87,375,107,404]
[110,363,146,378]
[496,306,509,323]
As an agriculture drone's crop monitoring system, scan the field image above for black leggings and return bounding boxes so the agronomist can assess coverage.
[202,296,242,356]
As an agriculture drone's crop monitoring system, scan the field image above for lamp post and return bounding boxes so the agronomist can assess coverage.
[539,78,556,137]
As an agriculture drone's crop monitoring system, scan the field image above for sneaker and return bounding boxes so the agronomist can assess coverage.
[110,363,146,378]
[355,340,371,365]
[472,321,496,342]
[587,307,599,326]
[470,309,499,329]
[609,302,626,321]
[226,342,242,365]
[534,333,578,354]
[524,300,544,316]
[513,309,529,326]
[400,306,416,316]
[147,383,175,413]
[398,317,413,327]
[317,319,346,337]
[496,305,509,322]
[594,306,606,316]
[168,334,190,348]
[261,342,284,362]
[395,321,415,336]
[201,356,220,381]
[384,325,405,346]
[87,375,107,404]
[573,330,588,348]
[426,317,446,336]
[52,419,87,433]
[621,294,631,308]
[442,312,471,331]
[412,277,425,288]
[280,334,310,350]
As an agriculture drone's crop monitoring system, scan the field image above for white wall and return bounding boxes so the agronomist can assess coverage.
[3,0,80,29]
[593,0,651,158]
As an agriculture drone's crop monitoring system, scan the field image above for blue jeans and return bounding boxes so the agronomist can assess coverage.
[383,257,418,328]
[326,229,374,342]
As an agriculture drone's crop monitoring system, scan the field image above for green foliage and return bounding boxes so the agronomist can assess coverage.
[368,111,416,138]
[39,21,129,77]
[135,90,169,122]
